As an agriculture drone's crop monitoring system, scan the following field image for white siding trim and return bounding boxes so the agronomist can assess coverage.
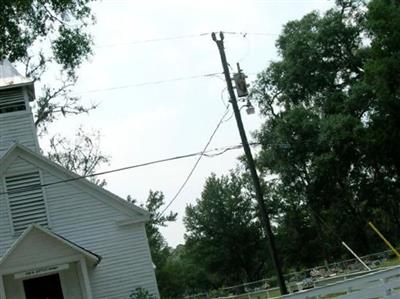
[79,257,93,299]
[0,255,81,276]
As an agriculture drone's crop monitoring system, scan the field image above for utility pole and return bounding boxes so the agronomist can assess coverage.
[212,31,288,295]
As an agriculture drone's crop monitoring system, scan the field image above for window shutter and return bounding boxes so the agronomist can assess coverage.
[0,88,26,114]
[5,172,48,233]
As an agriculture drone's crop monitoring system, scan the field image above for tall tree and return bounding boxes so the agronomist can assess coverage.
[0,0,97,130]
[1,1,109,176]
[184,172,268,288]
[251,0,400,266]
[142,190,177,268]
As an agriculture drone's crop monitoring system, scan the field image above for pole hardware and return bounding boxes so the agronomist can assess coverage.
[233,63,249,98]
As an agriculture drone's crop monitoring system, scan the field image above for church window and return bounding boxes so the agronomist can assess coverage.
[0,88,26,114]
[5,171,48,233]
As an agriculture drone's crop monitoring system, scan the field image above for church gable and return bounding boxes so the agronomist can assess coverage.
[1,226,78,270]
[0,145,148,229]
[0,225,99,272]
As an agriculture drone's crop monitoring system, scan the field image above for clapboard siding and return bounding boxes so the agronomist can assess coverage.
[0,156,159,298]
[0,180,14,251]
[42,171,159,299]
[4,157,37,175]
[0,111,39,155]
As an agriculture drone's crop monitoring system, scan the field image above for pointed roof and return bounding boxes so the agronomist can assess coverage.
[0,59,34,95]
[0,224,101,269]
[0,143,150,220]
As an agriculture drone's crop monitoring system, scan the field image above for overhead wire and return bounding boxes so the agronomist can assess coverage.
[223,31,278,37]
[96,32,211,48]
[72,72,222,95]
[0,143,259,197]
[71,31,277,95]
[158,107,231,217]
[95,31,278,49]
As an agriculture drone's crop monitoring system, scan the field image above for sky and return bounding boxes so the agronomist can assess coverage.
[38,0,335,247]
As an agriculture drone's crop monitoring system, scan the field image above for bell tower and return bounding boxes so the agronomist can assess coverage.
[0,59,40,155]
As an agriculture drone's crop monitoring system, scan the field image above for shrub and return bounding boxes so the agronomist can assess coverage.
[129,287,156,299]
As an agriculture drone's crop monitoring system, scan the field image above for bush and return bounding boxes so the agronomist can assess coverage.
[129,287,156,299]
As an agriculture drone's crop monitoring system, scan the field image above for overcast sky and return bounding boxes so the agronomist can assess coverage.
[40,0,334,247]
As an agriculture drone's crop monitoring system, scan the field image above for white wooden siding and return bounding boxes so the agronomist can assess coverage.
[43,174,159,299]
[0,111,39,155]
[0,155,159,298]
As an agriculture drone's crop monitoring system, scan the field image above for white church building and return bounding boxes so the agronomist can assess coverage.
[0,59,159,299]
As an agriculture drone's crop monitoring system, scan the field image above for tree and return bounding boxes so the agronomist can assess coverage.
[47,127,110,186]
[184,172,268,289]
[142,190,177,268]
[0,0,97,130]
[251,0,400,267]
[129,288,156,299]
[128,191,178,298]
[1,1,109,177]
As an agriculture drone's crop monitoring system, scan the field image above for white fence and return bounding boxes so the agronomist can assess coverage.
[213,266,400,299]
[281,265,400,299]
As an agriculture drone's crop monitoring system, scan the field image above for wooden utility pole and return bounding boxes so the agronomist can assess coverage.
[212,31,288,295]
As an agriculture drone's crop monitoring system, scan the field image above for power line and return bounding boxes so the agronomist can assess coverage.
[223,31,278,37]
[95,31,278,49]
[73,72,221,95]
[159,107,231,217]
[96,33,211,48]
[0,142,253,196]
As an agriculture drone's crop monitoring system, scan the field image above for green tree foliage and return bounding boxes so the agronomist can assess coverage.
[0,1,108,177]
[0,0,97,129]
[143,191,177,268]
[184,172,268,289]
[155,244,206,299]
[129,287,156,299]
[134,191,178,299]
[251,0,400,267]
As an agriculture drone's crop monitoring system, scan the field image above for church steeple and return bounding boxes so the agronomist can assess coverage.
[0,59,40,155]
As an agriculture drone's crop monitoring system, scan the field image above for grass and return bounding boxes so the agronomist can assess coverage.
[379,257,400,268]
